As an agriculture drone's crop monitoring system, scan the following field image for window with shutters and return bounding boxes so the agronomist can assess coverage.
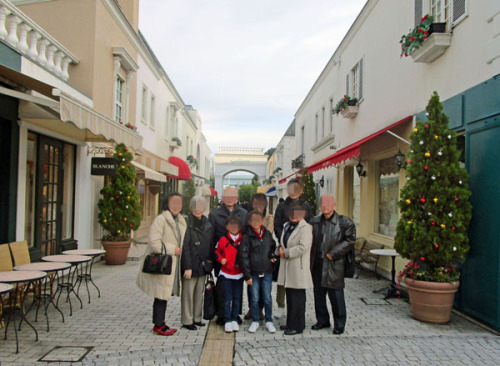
[150,94,156,130]
[347,58,363,101]
[165,106,169,139]
[114,75,125,123]
[329,98,334,132]
[141,85,148,124]
[418,0,468,28]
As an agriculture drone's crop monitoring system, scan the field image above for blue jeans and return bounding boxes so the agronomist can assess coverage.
[249,273,273,323]
[220,275,243,323]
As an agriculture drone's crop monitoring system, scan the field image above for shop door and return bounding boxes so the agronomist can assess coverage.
[34,136,64,257]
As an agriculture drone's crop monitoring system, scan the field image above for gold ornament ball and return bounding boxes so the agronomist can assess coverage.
[121,165,125,169]
[117,230,121,234]
[434,135,439,139]
[433,197,438,203]
[103,219,107,223]
[440,224,446,229]
[124,217,127,221]
[413,128,419,133]
[425,152,431,158]
[405,199,411,205]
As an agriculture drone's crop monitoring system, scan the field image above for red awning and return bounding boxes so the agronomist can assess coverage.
[167,156,192,180]
[307,116,412,174]
[278,170,302,185]
[209,187,218,197]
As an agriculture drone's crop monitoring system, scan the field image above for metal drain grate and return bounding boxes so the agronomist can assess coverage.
[39,346,93,363]
[360,297,391,305]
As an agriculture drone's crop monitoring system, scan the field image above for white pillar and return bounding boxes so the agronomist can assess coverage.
[17,23,30,54]
[37,38,49,66]
[46,44,57,72]
[61,57,71,81]
[6,15,21,47]
[0,7,11,40]
[27,30,41,59]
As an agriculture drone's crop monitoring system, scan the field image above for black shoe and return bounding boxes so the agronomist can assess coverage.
[311,323,331,330]
[284,329,302,336]
[236,316,243,325]
[215,318,225,325]
[181,324,197,331]
[194,321,206,327]
[333,327,344,335]
[280,325,289,331]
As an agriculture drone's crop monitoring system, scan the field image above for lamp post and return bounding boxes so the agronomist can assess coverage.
[394,149,407,171]
[356,162,366,177]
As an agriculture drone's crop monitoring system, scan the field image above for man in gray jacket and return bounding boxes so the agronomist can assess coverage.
[310,194,356,335]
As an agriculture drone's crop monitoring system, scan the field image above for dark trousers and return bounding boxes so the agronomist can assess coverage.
[285,288,306,332]
[312,261,347,329]
[220,275,243,323]
[153,298,167,327]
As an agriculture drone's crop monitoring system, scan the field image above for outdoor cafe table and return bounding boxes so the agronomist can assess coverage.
[41,255,92,316]
[0,270,47,353]
[14,262,71,331]
[62,249,106,303]
[370,249,403,300]
[0,283,13,328]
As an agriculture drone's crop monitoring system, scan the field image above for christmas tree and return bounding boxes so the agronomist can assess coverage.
[395,92,472,281]
[182,179,196,215]
[300,169,318,215]
[98,144,142,241]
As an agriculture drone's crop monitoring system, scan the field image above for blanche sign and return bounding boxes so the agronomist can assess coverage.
[91,157,116,175]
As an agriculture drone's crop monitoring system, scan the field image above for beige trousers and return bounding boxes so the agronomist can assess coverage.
[181,275,206,325]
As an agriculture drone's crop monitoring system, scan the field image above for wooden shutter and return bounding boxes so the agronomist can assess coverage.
[414,0,423,26]
[346,74,350,96]
[358,58,363,100]
[452,0,467,25]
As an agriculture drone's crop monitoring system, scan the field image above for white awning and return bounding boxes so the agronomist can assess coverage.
[131,161,166,183]
[159,160,179,176]
[56,90,143,151]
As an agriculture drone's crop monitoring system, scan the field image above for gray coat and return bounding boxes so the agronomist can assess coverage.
[311,212,356,289]
[277,219,314,290]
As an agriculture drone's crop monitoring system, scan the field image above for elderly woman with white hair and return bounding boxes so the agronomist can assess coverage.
[180,195,214,330]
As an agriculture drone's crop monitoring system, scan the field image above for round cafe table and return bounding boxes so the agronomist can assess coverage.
[0,283,13,331]
[0,270,47,353]
[369,249,405,300]
[14,262,71,331]
[42,255,91,316]
[62,249,106,303]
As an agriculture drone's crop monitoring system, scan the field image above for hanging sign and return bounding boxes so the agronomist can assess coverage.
[91,157,116,175]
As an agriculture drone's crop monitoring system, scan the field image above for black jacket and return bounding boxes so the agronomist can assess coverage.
[310,212,356,289]
[239,226,277,281]
[274,197,313,243]
[209,204,248,246]
[181,215,214,277]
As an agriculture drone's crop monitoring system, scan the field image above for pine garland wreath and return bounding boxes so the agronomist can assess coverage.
[97,144,142,241]
[300,169,318,215]
[394,92,472,281]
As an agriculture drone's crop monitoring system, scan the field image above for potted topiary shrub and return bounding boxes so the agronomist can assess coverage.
[98,144,143,265]
[395,92,472,324]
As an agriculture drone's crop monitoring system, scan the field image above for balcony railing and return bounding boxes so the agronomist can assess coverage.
[0,0,79,81]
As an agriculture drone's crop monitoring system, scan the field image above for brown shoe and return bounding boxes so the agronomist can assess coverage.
[244,310,252,320]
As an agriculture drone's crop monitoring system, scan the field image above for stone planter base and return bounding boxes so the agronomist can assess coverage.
[405,277,459,324]
[101,240,131,265]
[341,105,359,119]
[411,33,452,63]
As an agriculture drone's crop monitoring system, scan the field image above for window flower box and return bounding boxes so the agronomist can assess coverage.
[171,137,182,147]
[400,15,451,63]
[341,105,359,119]
[411,33,452,63]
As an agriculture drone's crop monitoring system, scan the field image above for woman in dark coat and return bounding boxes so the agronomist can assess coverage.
[181,196,214,330]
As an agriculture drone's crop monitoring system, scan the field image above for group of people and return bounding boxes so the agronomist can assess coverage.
[136,178,356,337]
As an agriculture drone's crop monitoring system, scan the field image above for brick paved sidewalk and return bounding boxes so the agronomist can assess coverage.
[0,260,498,365]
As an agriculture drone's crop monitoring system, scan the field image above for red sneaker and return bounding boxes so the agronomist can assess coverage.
[153,324,177,336]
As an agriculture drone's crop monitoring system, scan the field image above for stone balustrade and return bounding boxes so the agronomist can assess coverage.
[0,0,79,81]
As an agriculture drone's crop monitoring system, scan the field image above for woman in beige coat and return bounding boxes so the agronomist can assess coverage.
[277,201,313,335]
[137,192,187,336]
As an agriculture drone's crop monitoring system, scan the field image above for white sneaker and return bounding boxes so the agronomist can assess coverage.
[265,322,276,333]
[274,307,284,319]
[231,321,239,332]
[248,321,259,333]
[224,322,233,333]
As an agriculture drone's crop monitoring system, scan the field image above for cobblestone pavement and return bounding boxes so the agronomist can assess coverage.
[0,260,498,365]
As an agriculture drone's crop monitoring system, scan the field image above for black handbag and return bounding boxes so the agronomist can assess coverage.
[344,247,356,278]
[201,259,213,275]
[203,273,216,320]
[142,242,172,275]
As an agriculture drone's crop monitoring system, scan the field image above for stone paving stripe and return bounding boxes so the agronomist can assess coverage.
[199,321,235,366]
[360,297,392,305]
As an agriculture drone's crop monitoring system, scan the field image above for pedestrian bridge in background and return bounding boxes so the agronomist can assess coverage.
[214,147,268,197]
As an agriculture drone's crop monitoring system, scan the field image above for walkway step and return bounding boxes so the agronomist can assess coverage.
[198,321,234,366]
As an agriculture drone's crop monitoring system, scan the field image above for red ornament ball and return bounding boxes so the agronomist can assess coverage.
[455,197,459,202]
[116,196,120,199]
[434,245,439,249]
[420,257,425,261]
[424,166,428,170]
[452,226,456,231]
[431,221,436,226]
[129,224,133,228]
[113,220,116,224]
[425,124,429,128]
[408,159,412,164]
[420,197,426,203]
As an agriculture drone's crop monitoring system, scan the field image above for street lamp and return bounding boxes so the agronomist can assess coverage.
[356,162,366,178]
[394,149,407,171]
[317,175,325,188]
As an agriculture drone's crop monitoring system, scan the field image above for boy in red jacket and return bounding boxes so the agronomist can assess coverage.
[215,215,243,333]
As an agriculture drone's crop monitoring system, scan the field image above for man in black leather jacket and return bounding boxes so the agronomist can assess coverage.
[310,194,356,335]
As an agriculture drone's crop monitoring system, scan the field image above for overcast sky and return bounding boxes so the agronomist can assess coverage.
[139,0,366,154]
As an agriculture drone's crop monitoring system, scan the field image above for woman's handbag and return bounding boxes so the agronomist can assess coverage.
[142,242,172,275]
[201,259,214,275]
[203,273,216,320]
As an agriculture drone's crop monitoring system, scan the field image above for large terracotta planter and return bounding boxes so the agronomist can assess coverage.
[101,240,131,265]
[405,277,459,324]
